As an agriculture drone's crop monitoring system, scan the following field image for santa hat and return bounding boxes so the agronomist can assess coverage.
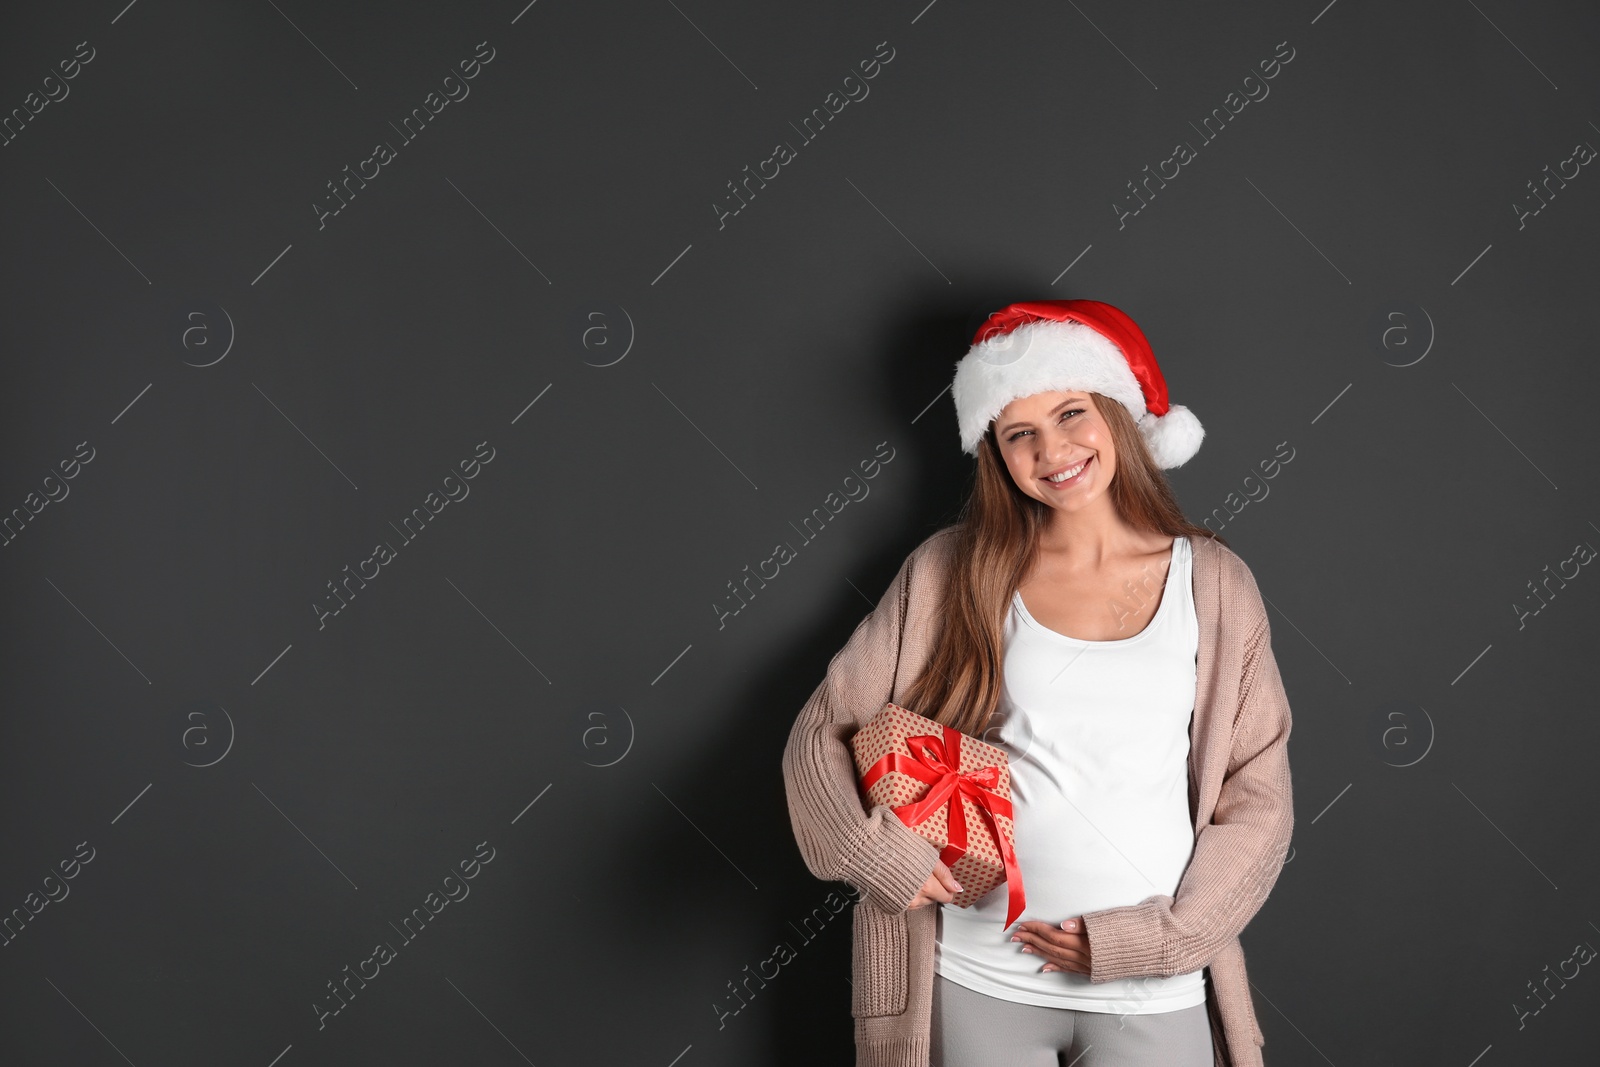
[951,299,1205,468]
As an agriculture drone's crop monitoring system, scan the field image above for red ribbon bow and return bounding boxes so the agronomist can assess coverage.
[861,724,1027,926]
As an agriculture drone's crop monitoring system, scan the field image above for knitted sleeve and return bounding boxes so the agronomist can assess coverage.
[1079,573,1295,981]
[780,544,943,915]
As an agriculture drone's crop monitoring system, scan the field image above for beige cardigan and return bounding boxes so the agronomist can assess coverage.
[781,526,1294,1067]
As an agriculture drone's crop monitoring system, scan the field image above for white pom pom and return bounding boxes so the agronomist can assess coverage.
[1139,404,1205,469]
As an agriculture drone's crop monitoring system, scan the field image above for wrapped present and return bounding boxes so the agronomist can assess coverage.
[851,701,1026,926]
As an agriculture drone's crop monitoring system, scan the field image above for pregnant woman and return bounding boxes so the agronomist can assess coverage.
[782,299,1294,1067]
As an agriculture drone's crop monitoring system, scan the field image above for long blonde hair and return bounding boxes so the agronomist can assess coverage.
[902,392,1225,737]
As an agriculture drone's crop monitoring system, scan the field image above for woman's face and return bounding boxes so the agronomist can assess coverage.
[993,390,1117,515]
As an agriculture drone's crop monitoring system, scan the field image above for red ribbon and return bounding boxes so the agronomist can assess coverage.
[861,724,1027,927]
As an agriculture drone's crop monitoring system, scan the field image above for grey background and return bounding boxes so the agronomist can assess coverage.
[2,0,1597,1064]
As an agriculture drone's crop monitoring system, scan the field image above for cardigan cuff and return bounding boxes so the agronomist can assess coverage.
[1081,898,1171,982]
[839,807,941,914]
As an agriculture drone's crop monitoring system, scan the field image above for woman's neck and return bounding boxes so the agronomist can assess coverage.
[1037,502,1163,566]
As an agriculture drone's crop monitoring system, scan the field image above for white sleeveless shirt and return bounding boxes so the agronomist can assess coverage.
[935,535,1207,1013]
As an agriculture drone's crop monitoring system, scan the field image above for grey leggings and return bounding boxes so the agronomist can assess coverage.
[931,975,1214,1067]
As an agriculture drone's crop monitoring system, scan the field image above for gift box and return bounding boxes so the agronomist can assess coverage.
[851,701,1026,925]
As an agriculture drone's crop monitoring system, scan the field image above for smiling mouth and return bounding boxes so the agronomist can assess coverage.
[1042,456,1091,486]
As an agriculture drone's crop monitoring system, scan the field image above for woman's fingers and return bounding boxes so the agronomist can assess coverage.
[1015,935,1088,963]
[906,863,959,909]
[1010,924,1091,972]
[1023,943,1090,972]
[1014,921,1087,950]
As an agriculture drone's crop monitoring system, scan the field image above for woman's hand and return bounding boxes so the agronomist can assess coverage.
[905,860,962,909]
[1011,917,1092,974]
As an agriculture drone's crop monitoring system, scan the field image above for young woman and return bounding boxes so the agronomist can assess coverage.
[782,300,1294,1067]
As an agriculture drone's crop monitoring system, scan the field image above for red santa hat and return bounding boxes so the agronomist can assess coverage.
[951,299,1205,468]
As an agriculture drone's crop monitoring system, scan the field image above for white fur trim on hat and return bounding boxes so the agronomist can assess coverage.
[1136,403,1205,469]
[951,318,1204,468]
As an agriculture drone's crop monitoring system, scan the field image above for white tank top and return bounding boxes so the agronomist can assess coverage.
[935,535,1207,1013]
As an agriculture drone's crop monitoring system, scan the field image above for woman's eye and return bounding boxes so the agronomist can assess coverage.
[1007,410,1083,443]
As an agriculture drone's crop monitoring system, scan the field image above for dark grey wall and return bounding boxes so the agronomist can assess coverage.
[3,0,1598,1063]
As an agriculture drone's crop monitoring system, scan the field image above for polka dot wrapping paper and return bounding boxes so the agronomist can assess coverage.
[850,702,1025,921]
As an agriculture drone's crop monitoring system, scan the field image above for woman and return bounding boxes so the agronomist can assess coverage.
[781,299,1294,1067]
